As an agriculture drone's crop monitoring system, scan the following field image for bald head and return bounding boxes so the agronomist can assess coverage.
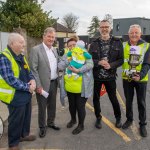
[8,33,25,55]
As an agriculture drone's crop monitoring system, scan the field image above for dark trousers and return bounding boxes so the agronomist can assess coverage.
[123,79,147,126]
[93,80,121,120]
[8,101,31,147]
[36,79,57,128]
[67,92,87,126]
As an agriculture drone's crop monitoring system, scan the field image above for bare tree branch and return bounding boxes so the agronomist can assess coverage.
[62,13,79,32]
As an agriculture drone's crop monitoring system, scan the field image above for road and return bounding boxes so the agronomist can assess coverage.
[0,68,150,150]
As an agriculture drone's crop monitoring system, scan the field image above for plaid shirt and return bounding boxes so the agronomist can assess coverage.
[0,54,34,91]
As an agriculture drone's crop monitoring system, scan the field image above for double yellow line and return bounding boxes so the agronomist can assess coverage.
[86,89,141,142]
[116,90,141,141]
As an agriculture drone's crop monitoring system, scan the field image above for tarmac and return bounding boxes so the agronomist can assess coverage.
[1,69,150,149]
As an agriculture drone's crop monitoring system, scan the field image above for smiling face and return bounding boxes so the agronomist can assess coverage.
[128,25,141,45]
[43,31,56,48]
[99,21,111,39]
[67,40,76,50]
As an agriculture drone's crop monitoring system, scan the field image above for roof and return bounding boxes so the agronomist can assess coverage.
[53,22,75,33]
[114,17,150,21]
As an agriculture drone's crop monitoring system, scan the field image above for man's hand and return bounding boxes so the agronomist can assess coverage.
[132,73,140,81]
[36,87,43,95]
[28,79,36,93]
[68,66,80,73]
[104,63,111,69]
[29,85,35,93]
[28,79,36,90]
[98,60,111,69]
[98,60,107,66]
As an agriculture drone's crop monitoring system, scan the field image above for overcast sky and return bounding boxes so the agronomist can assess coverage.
[42,0,150,35]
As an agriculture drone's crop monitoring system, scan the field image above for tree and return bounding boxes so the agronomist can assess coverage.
[87,16,100,37]
[0,0,56,37]
[62,13,79,32]
[103,14,113,28]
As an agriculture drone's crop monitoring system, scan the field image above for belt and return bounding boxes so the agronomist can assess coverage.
[51,79,56,82]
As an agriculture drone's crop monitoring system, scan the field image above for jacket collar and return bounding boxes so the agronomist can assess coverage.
[128,39,146,46]
[7,45,23,61]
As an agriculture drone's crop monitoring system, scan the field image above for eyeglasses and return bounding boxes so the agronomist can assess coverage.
[100,26,110,29]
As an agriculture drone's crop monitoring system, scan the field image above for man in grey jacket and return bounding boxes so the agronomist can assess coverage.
[29,27,60,138]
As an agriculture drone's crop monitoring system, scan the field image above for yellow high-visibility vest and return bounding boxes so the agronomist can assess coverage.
[0,48,30,104]
[122,42,149,81]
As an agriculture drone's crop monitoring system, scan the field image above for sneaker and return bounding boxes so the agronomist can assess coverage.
[122,120,132,129]
[140,126,147,137]
[72,125,84,135]
[115,119,122,128]
[67,120,77,128]
[95,118,102,129]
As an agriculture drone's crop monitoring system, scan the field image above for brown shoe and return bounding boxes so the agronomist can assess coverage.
[20,135,36,142]
[9,146,20,150]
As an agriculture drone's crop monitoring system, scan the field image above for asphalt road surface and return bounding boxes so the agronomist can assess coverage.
[0,67,150,150]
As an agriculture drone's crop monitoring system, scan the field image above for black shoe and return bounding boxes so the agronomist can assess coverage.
[95,118,102,129]
[140,126,147,137]
[47,123,60,130]
[20,135,36,142]
[115,119,122,128]
[72,125,84,135]
[39,128,46,138]
[67,120,77,128]
[122,120,132,129]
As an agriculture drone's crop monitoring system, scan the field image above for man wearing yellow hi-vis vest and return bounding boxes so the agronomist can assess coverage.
[0,33,36,150]
[122,24,150,137]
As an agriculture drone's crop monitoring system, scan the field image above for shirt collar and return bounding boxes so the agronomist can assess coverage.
[128,39,145,46]
[42,42,53,51]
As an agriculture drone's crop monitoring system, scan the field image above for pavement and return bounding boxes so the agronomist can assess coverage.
[1,69,150,150]
[0,101,8,123]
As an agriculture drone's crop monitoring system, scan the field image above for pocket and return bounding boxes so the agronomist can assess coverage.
[110,49,119,60]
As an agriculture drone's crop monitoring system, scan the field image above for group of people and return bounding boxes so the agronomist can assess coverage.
[0,20,150,150]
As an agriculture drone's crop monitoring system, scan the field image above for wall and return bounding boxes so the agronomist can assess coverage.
[27,36,42,57]
[113,18,150,36]
[0,32,10,51]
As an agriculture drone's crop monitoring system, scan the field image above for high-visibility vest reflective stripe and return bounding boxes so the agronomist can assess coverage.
[0,88,13,94]
[122,42,149,81]
[0,48,29,104]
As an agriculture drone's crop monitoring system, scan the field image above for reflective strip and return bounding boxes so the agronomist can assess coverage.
[123,42,127,48]
[122,69,129,72]
[124,59,129,63]
[0,75,3,79]
[0,88,13,94]
[72,56,85,64]
[139,43,148,63]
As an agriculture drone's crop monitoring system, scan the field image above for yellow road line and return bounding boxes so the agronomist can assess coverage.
[116,90,141,141]
[26,149,62,150]
[86,102,131,142]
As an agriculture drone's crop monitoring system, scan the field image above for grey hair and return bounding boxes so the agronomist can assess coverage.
[128,24,142,33]
[43,27,56,36]
[8,33,24,46]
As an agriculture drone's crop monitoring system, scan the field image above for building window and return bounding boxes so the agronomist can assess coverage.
[143,28,146,34]
[116,23,120,32]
